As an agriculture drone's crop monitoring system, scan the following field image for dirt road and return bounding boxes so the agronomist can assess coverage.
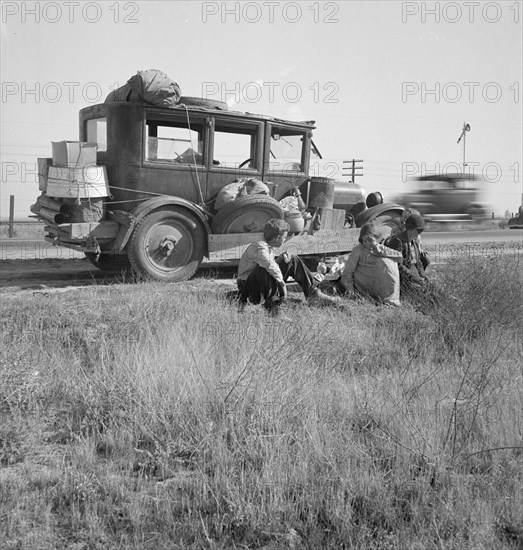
[0,258,241,294]
[1,230,520,294]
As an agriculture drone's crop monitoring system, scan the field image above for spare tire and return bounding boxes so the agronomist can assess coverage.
[211,195,284,234]
[178,96,229,110]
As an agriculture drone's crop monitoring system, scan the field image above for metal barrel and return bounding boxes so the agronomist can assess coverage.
[308,177,335,209]
[333,181,366,208]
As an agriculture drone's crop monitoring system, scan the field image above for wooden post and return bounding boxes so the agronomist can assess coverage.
[8,195,15,238]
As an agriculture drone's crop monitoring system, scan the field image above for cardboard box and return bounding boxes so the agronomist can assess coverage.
[318,208,346,231]
[52,141,97,168]
[37,157,53,191]
[46,166,109,198]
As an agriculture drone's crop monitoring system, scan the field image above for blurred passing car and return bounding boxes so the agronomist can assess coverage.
[395,173,490,220]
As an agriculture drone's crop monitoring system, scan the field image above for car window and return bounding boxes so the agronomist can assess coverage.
[86,118,107,152]
[146,117,204,164]
[212,122,259,169]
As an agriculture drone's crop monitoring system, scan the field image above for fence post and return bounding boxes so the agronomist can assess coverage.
[8,195,15,238]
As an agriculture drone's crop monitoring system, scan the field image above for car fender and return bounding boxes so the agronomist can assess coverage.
[355,203,405,227]
[114,197,212,254]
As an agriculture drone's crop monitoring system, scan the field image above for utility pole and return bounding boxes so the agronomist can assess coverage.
[342,159,363,183]
[9,195,15,238]
[457,122,471,174]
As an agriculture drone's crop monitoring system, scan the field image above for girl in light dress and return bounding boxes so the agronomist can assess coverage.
[340,221,403,306]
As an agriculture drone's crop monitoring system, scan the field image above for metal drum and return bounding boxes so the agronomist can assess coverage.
[333,181,366,210]
[308,177,336,209]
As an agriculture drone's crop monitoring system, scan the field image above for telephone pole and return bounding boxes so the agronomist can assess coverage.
[457,122,471,173]
[342,159,363,183]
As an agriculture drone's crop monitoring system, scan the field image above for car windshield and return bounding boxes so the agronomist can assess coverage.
[269,128,305,171]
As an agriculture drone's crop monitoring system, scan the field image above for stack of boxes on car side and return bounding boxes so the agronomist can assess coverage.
[30,142,109,239]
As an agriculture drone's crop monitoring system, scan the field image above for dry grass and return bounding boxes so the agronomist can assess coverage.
[1,254,522,549]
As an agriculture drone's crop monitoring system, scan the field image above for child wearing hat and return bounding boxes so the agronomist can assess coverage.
[236,218,340,315]
[389,213,431,288]
[384,213,437,311]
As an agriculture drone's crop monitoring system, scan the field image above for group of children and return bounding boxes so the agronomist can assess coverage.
[234,212,432,315]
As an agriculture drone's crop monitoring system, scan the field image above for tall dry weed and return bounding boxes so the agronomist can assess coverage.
[0,255,521,549]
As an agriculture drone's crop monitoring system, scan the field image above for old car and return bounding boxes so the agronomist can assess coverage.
[395,173,489,220]
[31,98,406,282]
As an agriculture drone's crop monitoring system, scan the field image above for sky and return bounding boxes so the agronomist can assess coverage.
[1,0,522,219]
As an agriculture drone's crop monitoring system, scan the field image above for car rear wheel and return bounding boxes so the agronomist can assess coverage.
[128,207,205,282]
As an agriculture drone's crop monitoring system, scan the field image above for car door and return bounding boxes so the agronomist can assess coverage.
[140,109,210,204]
[264,123,310,199]
[206,117,264,204]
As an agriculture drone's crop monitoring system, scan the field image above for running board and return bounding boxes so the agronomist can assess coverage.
[208,228,360,262]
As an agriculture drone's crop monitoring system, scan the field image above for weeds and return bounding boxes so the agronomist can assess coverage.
[0,255,522,548]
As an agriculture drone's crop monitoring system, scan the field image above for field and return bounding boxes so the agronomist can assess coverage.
[1,254,522,549]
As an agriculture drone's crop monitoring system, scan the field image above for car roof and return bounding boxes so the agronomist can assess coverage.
[414,173,480,182]
[81,102,317,130]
